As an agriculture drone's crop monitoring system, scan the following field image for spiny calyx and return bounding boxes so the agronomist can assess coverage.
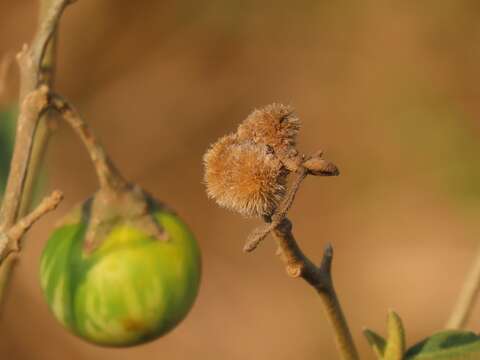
[203,103,339,251]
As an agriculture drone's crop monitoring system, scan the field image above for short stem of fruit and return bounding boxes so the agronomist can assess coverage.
[50,95,129,194]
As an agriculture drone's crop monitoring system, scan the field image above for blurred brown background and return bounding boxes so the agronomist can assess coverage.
[2,1,480,359]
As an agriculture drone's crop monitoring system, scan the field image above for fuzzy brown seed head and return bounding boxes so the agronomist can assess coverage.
[237,103,300,155]
[203,135,286,217]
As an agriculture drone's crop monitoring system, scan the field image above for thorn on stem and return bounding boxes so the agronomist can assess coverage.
[320,243,334,274]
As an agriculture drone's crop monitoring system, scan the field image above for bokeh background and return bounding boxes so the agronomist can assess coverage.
[2,1,480,359]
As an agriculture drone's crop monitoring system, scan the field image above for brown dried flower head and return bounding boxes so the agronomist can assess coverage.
[237,103,300,155]
[203,134,286,217]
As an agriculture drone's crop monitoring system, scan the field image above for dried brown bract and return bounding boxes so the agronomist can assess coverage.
[237,103,300,156]
[303,156,339,176]
[204,134,287,217]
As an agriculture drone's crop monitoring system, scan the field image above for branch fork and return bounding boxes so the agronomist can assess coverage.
[271,217,358,360]
[0,190,63,260]
[274,217,334,285]
[243,150,339,253]
[238,146,358,359]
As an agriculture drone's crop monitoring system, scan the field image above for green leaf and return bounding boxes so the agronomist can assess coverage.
[0,105,17,194]
[405,330,480,359]
[364,328,386,359]
[364,310,406,360]
[384,310,406,360]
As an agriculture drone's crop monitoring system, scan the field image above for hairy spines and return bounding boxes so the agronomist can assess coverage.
[237,103,300,155]
[203,135,286,217]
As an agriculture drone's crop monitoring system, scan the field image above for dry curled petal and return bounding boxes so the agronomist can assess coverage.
[203,135,287,217]
[237,103,300,155]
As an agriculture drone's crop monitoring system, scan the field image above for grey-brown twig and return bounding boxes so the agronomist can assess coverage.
[0,0,75,306]
[1,0,73,231]
[0,190,62,313]
[19,0,64,218]
[6,190,63,252]
[0,190,63,259]
[273,218,359,360]
[446,246,480,329]
[0,86,50,231]
[18,0,73,102]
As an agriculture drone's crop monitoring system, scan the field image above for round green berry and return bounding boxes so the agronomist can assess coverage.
[40,198,201,347]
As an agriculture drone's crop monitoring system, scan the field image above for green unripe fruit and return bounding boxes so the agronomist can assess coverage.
[40,191,201,347]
